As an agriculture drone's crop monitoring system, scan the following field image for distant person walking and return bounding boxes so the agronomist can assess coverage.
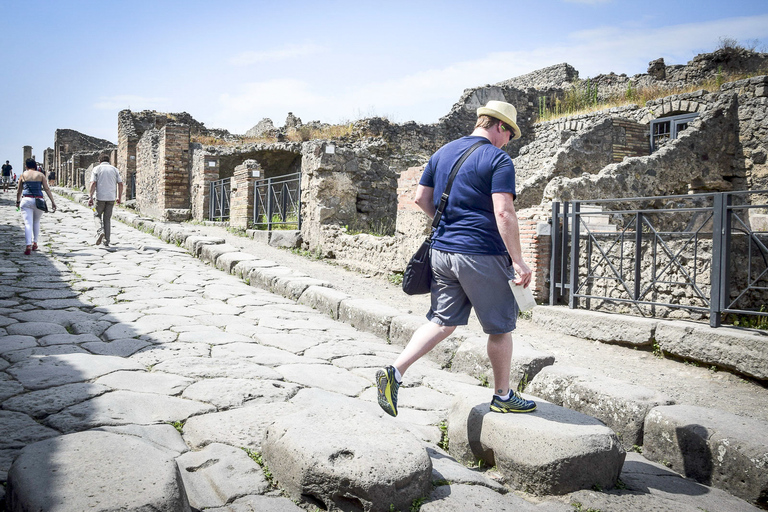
[1,160,12,193]
[16,158,57,255]
[47,169,56,186]
[88,154,122,248]
[377,100,536,417]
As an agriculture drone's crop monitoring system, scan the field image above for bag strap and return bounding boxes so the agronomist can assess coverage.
[430,139,490,234]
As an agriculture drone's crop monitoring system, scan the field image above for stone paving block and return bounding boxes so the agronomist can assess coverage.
[389,314,424,347]
[176,443,269,510]
[527,366,674,449]
[152,356,283,380]
[276,363,372,396]
[2,344,89,364]
[96,423,189,456]
[81,337,152,356]
[45,390,215,433]
[181,377,300,409]
[0,335,36,354]
[5,321,67,337]
[0,410,59,450]
[0,380,25,402]
[2,383,111,419]
[205,495,304,512]
[426,446,506,493]
[566,452,762,512]
[655,321,768,380]
[182,402,297,450]
[38,332,101,346]
[421,483,556,512]
[338,298,403,339]
[643,404,768,507]
[6,431,190,512]
[263,388,432,512]
[211,343,323,365]
[7,353,144,390]
[448,386,625,495]
[95,370,194,395]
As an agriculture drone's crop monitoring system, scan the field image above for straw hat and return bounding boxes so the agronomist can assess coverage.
[477,100,521,140]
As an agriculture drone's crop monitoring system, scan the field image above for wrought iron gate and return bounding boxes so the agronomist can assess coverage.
[253,172,301,230]
[209,178,231,220]
[550,191,768,327]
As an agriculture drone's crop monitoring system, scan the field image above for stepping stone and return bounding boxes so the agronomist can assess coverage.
[643,404,768,507]
[527,365,674,449]
[447,386,625,495]
[262,388,432,512]
[176,443,269,510]
[6,431,190,512]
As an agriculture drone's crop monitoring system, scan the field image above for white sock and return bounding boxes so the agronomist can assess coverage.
[393,366,402,383]
[496,390,511,400]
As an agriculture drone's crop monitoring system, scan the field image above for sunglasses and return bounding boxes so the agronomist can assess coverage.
[500,123,514,138]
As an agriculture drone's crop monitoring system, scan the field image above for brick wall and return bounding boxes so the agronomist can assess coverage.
[518,206,552,301]
[159,124,191,211]
[612,118,649,162]
[230,160,261,229]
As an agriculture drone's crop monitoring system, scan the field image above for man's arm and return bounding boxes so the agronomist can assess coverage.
[414,184,436,219]
[88,181,97,205]
[492,192,532,287]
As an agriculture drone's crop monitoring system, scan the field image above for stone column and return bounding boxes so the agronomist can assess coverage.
[22,146,32,169]
[230,159,262,229]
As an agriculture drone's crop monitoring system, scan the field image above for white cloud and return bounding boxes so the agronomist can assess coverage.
[228,43,325,66]
[92,95,168,111]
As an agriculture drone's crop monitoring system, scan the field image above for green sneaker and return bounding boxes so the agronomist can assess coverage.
[376,366,400,417]
[490,391,536,413]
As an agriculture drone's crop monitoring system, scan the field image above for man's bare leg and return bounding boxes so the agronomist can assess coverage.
[487,332,513,396]
[393,322,456,376]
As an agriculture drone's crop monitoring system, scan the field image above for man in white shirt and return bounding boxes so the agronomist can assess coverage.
[88,154,123,247]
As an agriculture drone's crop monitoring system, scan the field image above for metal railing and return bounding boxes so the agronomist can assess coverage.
[209,178,231,220]
[550,191,768,327]
[253,172,301,230]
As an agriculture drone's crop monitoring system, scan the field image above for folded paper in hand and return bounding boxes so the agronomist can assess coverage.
[509,282,536,312]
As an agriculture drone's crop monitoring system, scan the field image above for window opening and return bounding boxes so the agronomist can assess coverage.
[650,113,698,152]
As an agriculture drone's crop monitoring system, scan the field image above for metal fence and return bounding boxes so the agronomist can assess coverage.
[253,172,301,230]
[550,191,768,327]
[209,178,231,220]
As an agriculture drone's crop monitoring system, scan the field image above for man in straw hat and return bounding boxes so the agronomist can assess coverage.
[377,100,536,416]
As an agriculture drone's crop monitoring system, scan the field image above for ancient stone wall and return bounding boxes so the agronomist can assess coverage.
[230,160,261,229]
[135,128,162,218]
[53,129,115,185]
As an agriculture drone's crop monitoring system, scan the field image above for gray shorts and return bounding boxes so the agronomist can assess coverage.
[427,249,519,335]
[1,176,9,184]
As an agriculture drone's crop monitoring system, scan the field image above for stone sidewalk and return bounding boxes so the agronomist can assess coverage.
[0,191,764,511]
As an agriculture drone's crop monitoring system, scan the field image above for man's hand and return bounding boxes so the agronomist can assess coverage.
[88,197,94,207]
[116,198,121,205]
[512,259,532,288]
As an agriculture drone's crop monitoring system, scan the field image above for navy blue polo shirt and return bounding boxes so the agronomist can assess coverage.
[419,136,516,255]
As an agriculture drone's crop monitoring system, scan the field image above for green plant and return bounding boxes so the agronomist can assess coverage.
[432,478,450,487]
[518,310,533,320]
[652,339,665,359]
[168,420,184,434]
[631,445,643,454]
[387,272,403,286]
[225,226,248,237]
[571,502,602,512]
[478,374,490,388]
[592,483,603,492]
[242,448,274,484]
[517,373,530,393]
[615,478,627,490]
[410,497,425,512]
[437,420,449,451]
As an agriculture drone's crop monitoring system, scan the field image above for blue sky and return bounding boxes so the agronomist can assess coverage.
[1,0,767,166]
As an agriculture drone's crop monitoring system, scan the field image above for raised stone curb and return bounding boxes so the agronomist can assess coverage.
[527,365,674,449]
[263,389,432,512]
[532,306,654,346]
[338,298,403,339]
[654,320,768,380]
[643,405,768,507]
[272,276,332,301]
[216,251,259,273]
[183,235,225,256]
[268,230,301,248]
[447,386,625,495]
[200,243,241,267]
[298,285,351,319]
[6,431,191,512]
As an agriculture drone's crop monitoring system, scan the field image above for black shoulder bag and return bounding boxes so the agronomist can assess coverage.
[402,139,490,295]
